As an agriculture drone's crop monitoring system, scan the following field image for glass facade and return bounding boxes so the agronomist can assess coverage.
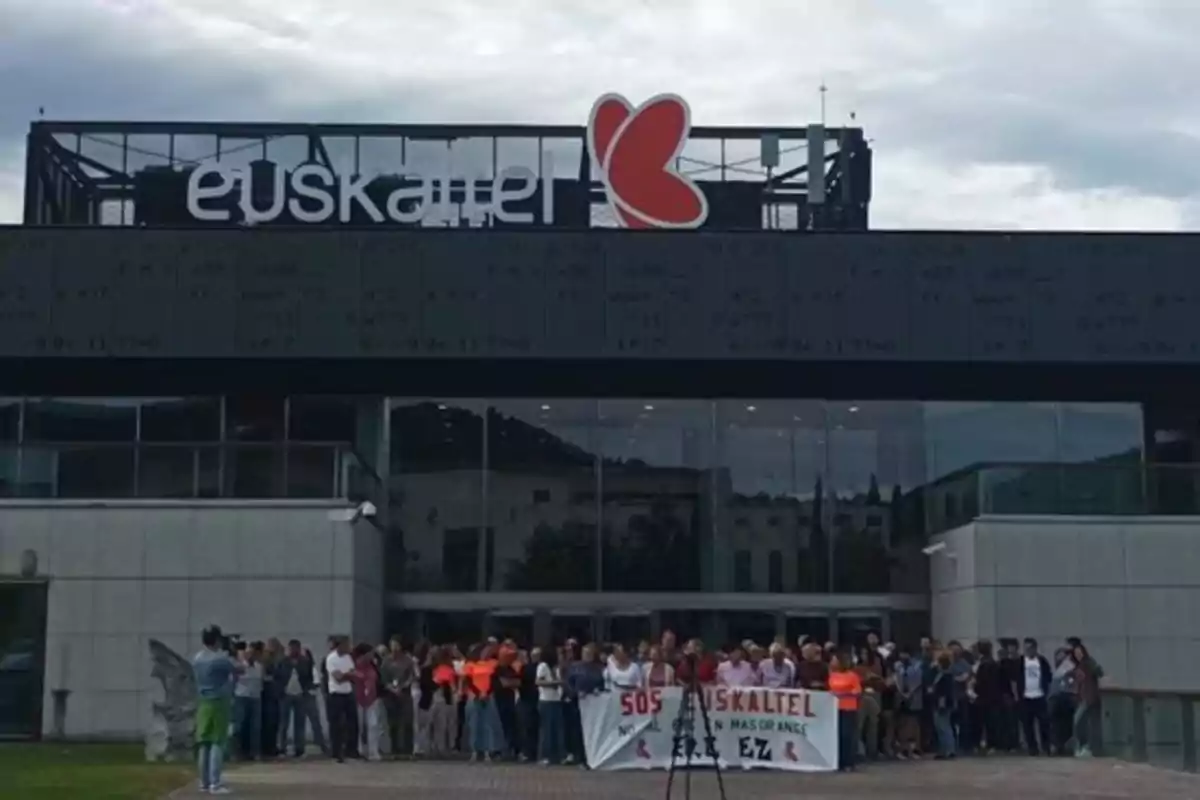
[390,399,1145,595]
[0,396,378,500]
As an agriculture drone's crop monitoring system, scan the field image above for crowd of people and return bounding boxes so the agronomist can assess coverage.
[189,624,1105,793]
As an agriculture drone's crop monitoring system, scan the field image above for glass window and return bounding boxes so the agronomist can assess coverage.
[425,611,486,651]
[139,397,220,441]
[718,401,828,593]
[390,399,484,591]
[24,398,137,442]
[828,402,925,594]
[487,400,598,592]
[598,400,710,592]
[722,612,777,649]
[225,395,285,441]
[0,398,20,442]
[923,402,1059,479]
[1058,403,1143,463]
[785,614,831,648]
[288,396,357,442]
[55,445,136,498]
[608,614,652,648]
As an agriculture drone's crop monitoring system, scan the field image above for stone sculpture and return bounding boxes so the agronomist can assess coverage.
[145,638,197,763]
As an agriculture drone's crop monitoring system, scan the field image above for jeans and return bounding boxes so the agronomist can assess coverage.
[358,700,384,760]
[232,696,262,760]
[278,695,308,755]
[933,709,956,756]
[429,695,457,756]
[517,701,539,760]
[467,696,502,754]
[197,743,224,790]
[564,700,585,763]
[538,701,565,764]
[837,709,858,770]
[1073,701,1096,752]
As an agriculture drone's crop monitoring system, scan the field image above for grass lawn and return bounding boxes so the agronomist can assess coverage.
[0,742,195,800]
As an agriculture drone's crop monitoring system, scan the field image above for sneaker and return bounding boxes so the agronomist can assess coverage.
[209,787,233,796]
[540,759,551,766]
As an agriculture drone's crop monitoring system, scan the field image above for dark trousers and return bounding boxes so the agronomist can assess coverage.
[837,709,858,770]
[998,698,1020,751]
[517,701,539,760]
[326,693,359,761]
[1020,696,1051,755]
[260,690,280,756]
[1049,693,1076,754]
[383,693,414,755]
[564,700,585,763]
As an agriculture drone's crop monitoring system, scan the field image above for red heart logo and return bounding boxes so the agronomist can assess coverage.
[587,93,709,229]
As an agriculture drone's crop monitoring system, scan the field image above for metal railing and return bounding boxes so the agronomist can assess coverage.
[0,442,382,502]
[924,461,1200,534]
[1100,689,1200,772]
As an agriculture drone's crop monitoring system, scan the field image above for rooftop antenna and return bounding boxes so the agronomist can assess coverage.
[819,81,827,127]
[37,106,45,119]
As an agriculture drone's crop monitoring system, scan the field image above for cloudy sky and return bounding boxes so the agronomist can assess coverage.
[3,0,1198,229]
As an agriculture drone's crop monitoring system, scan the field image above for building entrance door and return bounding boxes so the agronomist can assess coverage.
[0,581,48,739]
[605,612,651,648]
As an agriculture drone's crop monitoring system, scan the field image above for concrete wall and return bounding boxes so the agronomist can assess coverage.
[930,515,1200,691]
[0,501,384,739]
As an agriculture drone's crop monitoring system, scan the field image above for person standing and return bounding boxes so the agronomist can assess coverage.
[828,650,863,771]
[232,644,263,761]
[324,637,359,763]
[274,640,316,758]
[382,638,416,758]
[193,626,241,795]
[260,638,283,758]
[1071,643,1104,757]
[1016,638,1053,756]
[354,644,384,761]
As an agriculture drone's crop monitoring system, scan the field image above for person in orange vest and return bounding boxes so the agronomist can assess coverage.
[828,649,863,771]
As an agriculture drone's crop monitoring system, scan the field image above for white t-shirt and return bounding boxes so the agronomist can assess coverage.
[604,661,643,690]
[1023,657,1044,699]
[325,652,356,695]
[717,660,759,687]
[757,658,795,688]
[535,663,562,702]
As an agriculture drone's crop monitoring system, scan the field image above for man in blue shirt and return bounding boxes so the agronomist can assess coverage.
[193,625,241,795]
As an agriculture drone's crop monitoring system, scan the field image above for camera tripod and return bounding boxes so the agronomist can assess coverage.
[664,662,728,800]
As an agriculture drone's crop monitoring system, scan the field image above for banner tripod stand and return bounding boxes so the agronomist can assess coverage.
[664,656,728,800]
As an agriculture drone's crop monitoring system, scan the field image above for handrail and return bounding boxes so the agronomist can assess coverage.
[0,440,377,501]
[1099,688,1199,772]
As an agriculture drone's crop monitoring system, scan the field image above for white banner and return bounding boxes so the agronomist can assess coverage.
[580,686,838,772]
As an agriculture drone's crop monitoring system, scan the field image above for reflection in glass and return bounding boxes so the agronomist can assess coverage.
[723,612,777,648]
[489,613,535,647]
[225,395,285,441]
[608,614,652,648]
[487,400,598,592]
[785,615,831,648]
[718,401,827,593]
[924,402,1059,480]
[1058,403,1143,464]
[25,398,137,442]
[551,614,595,645]
[223,445,284,498]
[839,615,883,648]
[660,611,703,644]
[138,444,219,498]
[828,402,926,594]
[140,397,221,441]
[0,398,20,442]
[425,611,487,651]
[286,444,339,498]
[288,396,357,442]
[0,582,47,737]
[57,445,135,498]
[391,399,484,591]
[598,400,709,592]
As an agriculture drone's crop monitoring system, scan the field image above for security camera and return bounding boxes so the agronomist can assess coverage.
[921,542,947,556]
[327,500,378,523]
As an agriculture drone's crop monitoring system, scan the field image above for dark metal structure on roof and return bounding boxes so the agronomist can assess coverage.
[22,119,872,231]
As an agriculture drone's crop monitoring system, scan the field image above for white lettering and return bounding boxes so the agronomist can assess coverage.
[186,165,234,222]
[288,164,336,223]
[339,173,383,223]
[240,162,286,224]
[385,178,434,225]
[492,166,536,225]
[183,159,557,225]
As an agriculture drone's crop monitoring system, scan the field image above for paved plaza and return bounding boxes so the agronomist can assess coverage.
[168,756,1200,799]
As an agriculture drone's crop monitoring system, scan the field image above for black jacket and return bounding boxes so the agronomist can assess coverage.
[1014,654,1053,699]
[274,654,316,695]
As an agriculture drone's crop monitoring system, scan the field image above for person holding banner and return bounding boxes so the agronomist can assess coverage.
[828,651,863,771]
[603,644,643,691]
[643,646,676,688]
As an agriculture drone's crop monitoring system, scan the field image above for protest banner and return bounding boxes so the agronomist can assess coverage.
[579,686,837,771]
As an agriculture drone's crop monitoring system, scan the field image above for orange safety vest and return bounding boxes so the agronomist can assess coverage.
[828,670,862,712]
